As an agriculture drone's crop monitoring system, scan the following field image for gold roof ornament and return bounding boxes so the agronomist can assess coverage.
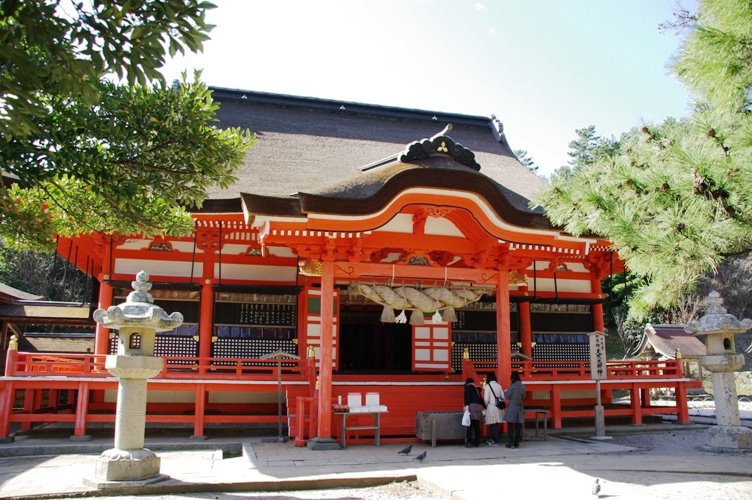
[298,259,324,276]
[508,271,528,286]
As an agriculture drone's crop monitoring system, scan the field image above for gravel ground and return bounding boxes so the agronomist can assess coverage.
[607,428,711,453]
[99,429,752,500]
[108,480,446,500]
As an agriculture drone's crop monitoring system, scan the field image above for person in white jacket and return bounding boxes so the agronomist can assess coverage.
[483,372,505,446]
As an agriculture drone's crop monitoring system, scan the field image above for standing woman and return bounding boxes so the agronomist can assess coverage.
[503,372,526,448]
[483,372,504,445]
[463,377,485,447]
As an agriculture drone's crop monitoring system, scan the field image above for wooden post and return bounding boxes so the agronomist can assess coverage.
[193,383,206,438]
[676,381,690,424]
[496,269,512,386]
[307,259,339,449]
[197,226,218,367]
[72,381,90,439]
[519,299,532,358]
[199,281,214,365]
[94,277,113,355]
[630,384,643,425]
[20,389,34,431]
[591,276,605,333]
[317,260,334,438]
[0,381,14,441]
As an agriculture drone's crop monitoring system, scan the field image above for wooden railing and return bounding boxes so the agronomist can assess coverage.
[464,358,684,381]
[5,351,308,380]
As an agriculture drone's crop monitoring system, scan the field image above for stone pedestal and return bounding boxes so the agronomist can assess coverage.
[95,448,162,482]
[705,425,752,451]
[306,437,341,450]
[95,355,164,482]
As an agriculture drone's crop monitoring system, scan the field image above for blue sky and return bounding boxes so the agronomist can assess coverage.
[160,0,696,176]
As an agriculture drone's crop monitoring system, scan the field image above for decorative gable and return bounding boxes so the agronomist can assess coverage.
[399,131,481,171]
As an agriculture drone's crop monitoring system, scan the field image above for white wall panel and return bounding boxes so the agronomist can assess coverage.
[116,258,201,278]
[214,263,297,282]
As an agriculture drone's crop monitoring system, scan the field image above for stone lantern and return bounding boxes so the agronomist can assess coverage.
[685,291,752,451]
[91,271,184,483]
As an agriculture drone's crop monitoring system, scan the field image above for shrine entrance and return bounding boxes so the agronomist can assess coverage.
[339,307,411,373]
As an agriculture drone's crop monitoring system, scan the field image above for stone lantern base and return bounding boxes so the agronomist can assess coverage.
[704,425,752,452]
[94,448,164,483]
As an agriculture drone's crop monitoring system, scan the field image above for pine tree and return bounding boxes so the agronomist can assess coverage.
[538,0,752,318]
[513,149,540,174]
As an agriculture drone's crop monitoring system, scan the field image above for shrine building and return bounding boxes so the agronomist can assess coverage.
[0,89,698,444]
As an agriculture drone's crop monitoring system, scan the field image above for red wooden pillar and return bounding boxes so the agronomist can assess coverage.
[94,278,113,355]
[317,262,334,436]
[675,382,690,424]
[630,384,643,425]
[193,383,206,438]
[92,235,115,356]
[197,226,219,367]
[0,381,14,440]
[519,299,532,358]
[496,269,512,386]
[640,388,651,408]
[591,276,605,333]
[308,259,338,449]
[72,381,90,439]
[0,337,16,441]
[49,389,59,410]
[20,389,35,431]
[199,281,214,365]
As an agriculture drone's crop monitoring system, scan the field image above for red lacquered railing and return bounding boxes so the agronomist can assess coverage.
[6,352,308,380]
[463,358,684,381]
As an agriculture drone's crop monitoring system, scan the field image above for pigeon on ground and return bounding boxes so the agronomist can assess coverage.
[398,444,412,455]
[592,478,601,497]
[413,450,427,462]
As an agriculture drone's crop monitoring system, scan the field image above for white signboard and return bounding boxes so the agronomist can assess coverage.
[588,331,607,380]
[412,324,452,373]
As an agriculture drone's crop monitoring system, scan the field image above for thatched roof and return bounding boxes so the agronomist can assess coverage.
[202,88,546,217]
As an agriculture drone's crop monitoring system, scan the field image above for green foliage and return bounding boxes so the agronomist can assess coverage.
[0,244,90,302]
[538,0,752,319]
[0,1,253,249]
[0,0,216,139]
[569,126,620,166]
[513,149,539,174]
[1,77,254,249]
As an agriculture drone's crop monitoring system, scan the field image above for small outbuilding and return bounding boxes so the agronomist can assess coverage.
[635,323,706,378]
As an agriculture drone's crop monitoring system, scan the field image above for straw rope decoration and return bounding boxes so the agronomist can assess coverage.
[347,281,487,324]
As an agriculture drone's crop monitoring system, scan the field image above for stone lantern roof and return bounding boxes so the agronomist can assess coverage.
[685,291,752,337]
[93,270,183,332]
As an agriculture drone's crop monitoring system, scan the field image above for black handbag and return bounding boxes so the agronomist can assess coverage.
[491,386,506,410]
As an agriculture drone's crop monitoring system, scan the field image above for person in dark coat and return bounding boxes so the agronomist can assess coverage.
[463,377,485,447]
[502,372,526,448]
